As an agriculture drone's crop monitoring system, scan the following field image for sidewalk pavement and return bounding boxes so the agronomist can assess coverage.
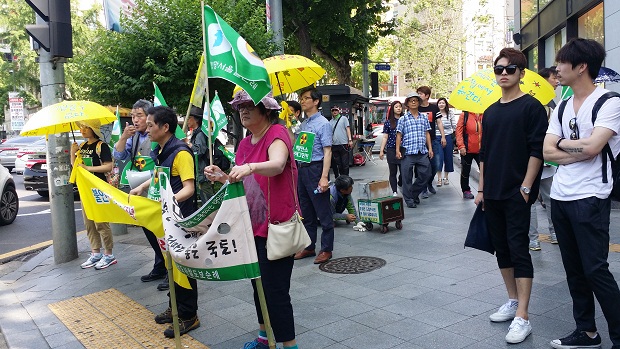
[1,157,620,349]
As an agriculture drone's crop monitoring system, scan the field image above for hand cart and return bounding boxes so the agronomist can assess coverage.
[358,196,404,233]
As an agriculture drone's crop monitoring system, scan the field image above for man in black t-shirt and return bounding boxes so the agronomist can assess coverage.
[475,48,547,344]
[417,86,445,197]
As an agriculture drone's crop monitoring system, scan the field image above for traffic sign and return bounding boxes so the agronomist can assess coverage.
[375,63,391,71]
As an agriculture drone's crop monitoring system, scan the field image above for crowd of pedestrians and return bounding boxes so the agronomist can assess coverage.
[69,37,620,349]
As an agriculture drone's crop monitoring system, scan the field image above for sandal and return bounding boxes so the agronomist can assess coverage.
[443,178,450,185]
[436,180,442,187]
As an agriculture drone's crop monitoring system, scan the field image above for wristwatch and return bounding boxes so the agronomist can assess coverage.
[520,186,531,195]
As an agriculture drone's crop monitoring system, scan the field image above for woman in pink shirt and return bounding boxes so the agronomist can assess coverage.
[205,90,299,349]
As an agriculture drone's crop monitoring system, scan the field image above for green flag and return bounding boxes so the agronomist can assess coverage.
[153,82,187,140]
[110,106,121,146]
[203,5,271,104]
[202,93,228,140]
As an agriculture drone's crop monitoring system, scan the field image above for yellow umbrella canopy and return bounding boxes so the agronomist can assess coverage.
[263,54,326,97]
[20,100,117,136]
[449,68,556,114]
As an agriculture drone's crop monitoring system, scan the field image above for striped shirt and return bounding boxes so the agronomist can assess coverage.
[396,110,431,155]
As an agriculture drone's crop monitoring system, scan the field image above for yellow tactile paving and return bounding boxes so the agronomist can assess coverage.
[539,233,620,252]
[48,288,209,349]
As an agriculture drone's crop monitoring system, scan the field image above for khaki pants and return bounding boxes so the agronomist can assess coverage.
[81,204,113,251]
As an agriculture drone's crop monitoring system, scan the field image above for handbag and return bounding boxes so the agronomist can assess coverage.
[266,161,311,260]
[464,203,495,254]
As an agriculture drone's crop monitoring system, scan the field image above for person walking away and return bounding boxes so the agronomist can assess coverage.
[379,100,404,196]
[329,106,352,178]
[130,106,200,338]
[71,121,116,270]
[528,66,560,250]
[417,86,445,198]
[113,100,168,289]
[205,90,299,349]
[474,47,547,344]
[543,38,620,349]
[293,87,335,264]
[435,97,455,187]
[395,92,433,208]
[455,111,483,199]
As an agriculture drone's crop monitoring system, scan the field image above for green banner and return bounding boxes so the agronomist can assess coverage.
[147,166,170,201]
[293,131,315,163]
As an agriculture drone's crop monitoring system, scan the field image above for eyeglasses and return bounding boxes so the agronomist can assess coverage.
[299,96,313,102]
[569,117,579,140]
[238,104,256,112]
[493,64,519,75]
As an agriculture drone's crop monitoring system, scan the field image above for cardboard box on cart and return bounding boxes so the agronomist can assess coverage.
[359,180,392,200]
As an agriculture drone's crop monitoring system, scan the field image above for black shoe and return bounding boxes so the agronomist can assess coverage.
[550,329,601,349]
[163,315,200,338]
[157,275,169,291]
[406,203,417,208]
[413,197,420,204]
[428,185,436,194]
[141,271,166,282]
[155,307,173,324]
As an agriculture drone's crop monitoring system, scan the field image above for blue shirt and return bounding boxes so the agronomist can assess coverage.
[300,112,332,161]
[382,120,399,149]
[113,131,150,161]
[396,111,430,155]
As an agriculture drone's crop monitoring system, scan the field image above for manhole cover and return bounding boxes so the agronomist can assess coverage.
[319,256,386,274]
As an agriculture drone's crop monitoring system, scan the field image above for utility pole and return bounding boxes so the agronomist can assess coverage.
[269,0,284,54]
[26,0,77,264]
[362,48,369,98]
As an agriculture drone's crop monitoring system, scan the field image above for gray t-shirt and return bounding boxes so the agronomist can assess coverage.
[330,114,350,145]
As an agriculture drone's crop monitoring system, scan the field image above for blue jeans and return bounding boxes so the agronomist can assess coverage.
[438,134,454,173]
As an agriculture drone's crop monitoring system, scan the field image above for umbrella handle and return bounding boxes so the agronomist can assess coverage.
[275,72,284,96]
[69,123,76,143]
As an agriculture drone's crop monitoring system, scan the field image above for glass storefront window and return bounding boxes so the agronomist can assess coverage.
[544,28,566,68]
[521,0,538,26]
[578,3,604,45]
[527,46,538,71]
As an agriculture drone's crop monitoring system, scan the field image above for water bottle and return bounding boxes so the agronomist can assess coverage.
[313,186,323,194]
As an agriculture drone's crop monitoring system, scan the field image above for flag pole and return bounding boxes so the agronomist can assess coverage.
[201,1,214,167]
[166,250,182,349]
[255,277,277,349]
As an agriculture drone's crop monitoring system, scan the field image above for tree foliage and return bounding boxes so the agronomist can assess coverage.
[75,0,274,110]
[282,0,395,86]
[396,0,464,98]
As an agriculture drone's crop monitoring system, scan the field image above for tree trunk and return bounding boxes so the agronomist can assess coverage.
[313,46,352,85]
[296,22,312,59]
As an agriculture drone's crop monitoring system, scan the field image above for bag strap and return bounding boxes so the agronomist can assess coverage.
[267,158,298,223]
[130,133,140,170]
[592,92,620,183]
[332,115,343,134]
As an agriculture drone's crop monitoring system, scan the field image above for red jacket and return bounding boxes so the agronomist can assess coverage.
[455,112,483,154]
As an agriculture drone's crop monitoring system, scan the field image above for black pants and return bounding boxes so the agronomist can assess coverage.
[168,277,198,319]
[252,237,295,342]
[298,162,334,252]
[385,148,402,192]
[460,153,480,193]
[551,197,620,345]
[485,193,533,278]
[142,227,167,275]
[331,144,350,178]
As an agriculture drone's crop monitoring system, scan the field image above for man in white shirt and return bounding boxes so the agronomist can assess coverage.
[543,38,620,349]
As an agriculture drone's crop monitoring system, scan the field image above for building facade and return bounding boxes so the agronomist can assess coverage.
[514,0,619,91]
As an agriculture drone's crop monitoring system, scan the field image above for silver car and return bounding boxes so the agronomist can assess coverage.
[0,136,45,172]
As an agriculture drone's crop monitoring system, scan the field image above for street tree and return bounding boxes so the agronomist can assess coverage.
[282,0,395,86]
[75,0,275,110]
[396,0,464,98]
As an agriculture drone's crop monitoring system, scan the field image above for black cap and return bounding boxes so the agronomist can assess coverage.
[189,106,204,119]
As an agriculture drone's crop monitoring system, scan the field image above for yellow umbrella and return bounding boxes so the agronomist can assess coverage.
[449,68,556,114]
[263,54,326,97]
[20,100,117,136]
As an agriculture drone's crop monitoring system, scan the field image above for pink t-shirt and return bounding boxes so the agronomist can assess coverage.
[236,124,298,238]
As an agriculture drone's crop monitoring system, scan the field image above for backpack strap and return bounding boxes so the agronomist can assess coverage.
[557,97,570,126]
[462,111,469,149]
[591,92,620,183]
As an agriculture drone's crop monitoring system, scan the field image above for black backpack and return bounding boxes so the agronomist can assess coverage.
[557,92,620,200]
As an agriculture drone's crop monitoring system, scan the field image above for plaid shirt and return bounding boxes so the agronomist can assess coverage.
[396,110,431,155]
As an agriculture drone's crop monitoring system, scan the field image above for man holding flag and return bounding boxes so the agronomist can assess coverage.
[130,106,200,338]
[113,99,169,289]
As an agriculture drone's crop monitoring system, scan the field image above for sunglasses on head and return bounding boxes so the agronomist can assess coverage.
[493,64,519,75]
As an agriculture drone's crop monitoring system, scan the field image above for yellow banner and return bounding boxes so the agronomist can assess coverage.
[190,54,207,107]
[74,167,191,289]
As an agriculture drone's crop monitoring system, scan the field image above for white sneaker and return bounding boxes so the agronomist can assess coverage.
[80,253,102,269]
[393,192,398,197]
[505,317,532,343]
[489,300,518,322]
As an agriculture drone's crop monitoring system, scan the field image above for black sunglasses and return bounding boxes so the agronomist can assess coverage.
[569,117,579,140]
[493,64,519,75]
